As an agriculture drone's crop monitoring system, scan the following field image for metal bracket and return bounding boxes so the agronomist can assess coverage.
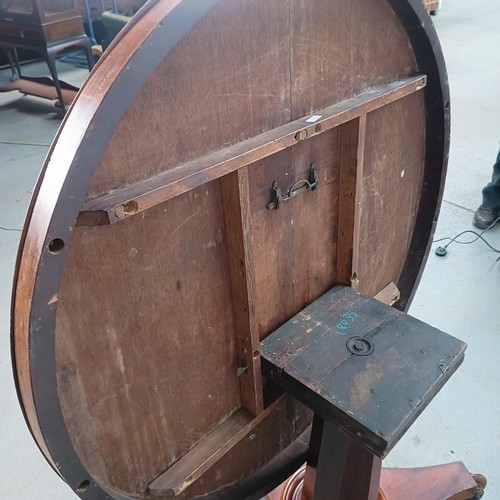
[266,163,319,210]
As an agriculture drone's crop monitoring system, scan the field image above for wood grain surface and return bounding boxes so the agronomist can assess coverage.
[261,286,466,458]
[11,0,450,498]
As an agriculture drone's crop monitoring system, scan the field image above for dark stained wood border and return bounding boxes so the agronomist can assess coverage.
[387,0,451,310]
[10,0,450,498]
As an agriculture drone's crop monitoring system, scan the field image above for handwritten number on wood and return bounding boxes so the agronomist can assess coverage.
[335,310,358,335]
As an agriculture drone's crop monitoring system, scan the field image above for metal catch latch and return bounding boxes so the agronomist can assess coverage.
[266,163,319,210]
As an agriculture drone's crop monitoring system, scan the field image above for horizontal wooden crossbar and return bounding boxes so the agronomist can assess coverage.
[77,75,426,226]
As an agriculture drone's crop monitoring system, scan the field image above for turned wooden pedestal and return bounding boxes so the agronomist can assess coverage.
[261,286,484,500]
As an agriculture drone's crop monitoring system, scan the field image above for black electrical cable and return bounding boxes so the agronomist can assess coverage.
[433,216,500,257]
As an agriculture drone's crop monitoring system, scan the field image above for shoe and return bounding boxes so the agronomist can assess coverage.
[473,205,499,230]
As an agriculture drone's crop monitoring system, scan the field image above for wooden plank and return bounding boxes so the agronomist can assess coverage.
[261,286,467,458]
[86,0,292,201]
[77,76,426,226]
[374,282,401,306]
[148,394,312,499]
[220,168,264,416]
[247,130,340,342]
[355,94,426,298]
[336,115,366,287]
[287,131,340,324]
[56,182,243,492]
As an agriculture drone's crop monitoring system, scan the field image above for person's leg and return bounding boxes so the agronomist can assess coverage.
[473,148,500,229]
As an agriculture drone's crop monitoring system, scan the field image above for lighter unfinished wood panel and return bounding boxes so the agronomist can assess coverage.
[56,181,241,494]
[356,93,426,296]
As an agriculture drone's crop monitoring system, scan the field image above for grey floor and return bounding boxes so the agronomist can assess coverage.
[1,1,499,498]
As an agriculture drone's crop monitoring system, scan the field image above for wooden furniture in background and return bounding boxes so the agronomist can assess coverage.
[0,42,21,77]
[424,0,440,15]
[0,0,93,110]
[11,0,482,499]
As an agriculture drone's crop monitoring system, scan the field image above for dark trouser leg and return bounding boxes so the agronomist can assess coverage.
[482,148,500,212]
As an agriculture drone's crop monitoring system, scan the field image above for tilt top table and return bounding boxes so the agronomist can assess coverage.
[11,0,485,498]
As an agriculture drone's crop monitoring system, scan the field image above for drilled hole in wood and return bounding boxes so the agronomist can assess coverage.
[48,238,65,254]
[122,200,139,215]
[76,480,90,493]
[294,129,307,141]
[314,123,322,133]
[253,350,260,357]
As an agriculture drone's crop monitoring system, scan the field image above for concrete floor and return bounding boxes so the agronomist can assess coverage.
[1,1,499,498]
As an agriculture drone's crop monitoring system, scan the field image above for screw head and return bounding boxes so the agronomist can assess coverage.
[353,341,365,351]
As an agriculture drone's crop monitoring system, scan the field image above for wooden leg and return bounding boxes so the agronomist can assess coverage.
[45,50,66,112]
[82,39,95,71]
[12,47,21,78]
[6,49,19,80]
[301,415,382,500]
[380,462,481,500]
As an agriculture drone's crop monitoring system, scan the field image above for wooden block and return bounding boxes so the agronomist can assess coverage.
[261,286,466,458]
[374,282,400,306]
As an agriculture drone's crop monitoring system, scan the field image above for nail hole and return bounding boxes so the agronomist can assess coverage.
[76,480,90,493]
[48,238,65,254]
[314,123,322,133]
